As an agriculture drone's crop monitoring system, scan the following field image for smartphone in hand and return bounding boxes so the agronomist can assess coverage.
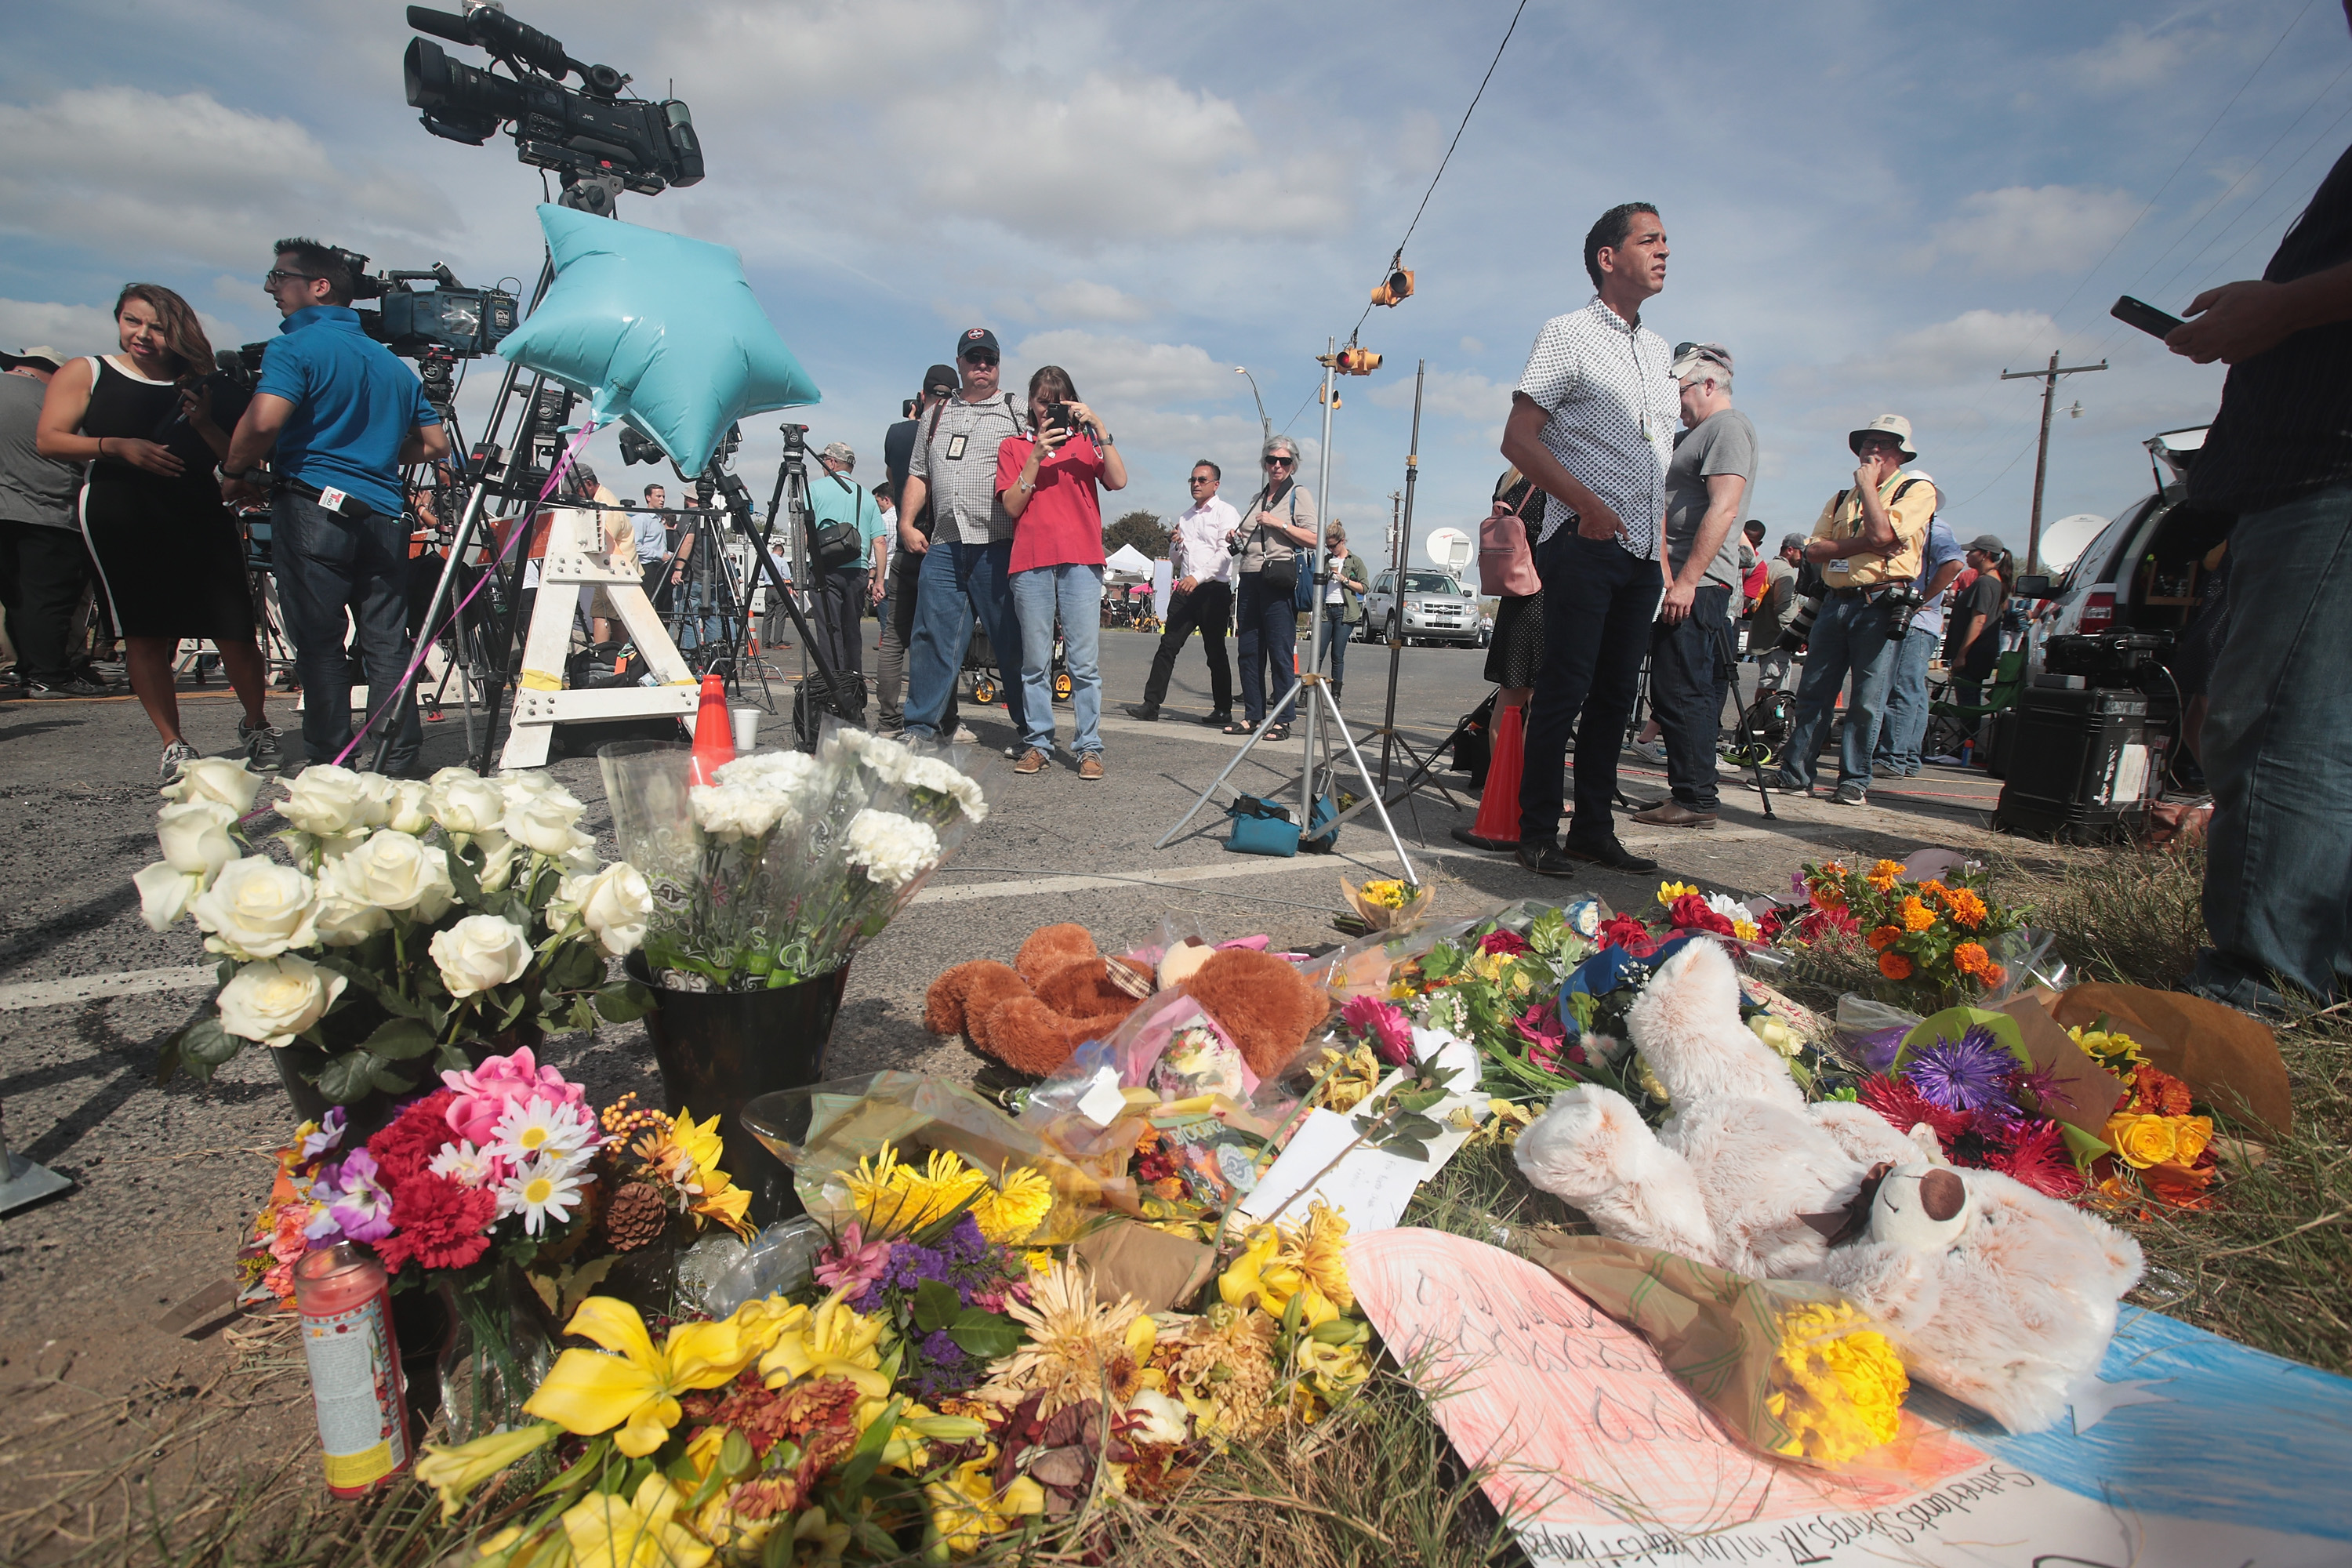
[2111,295,2185,339]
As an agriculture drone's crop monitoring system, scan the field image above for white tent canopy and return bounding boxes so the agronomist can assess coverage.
[1105,543,1156,583]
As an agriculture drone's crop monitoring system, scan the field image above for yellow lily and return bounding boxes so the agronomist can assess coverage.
[924,1446,1046,1555]
[561,1473,713,1567]
[524,1298,760,1457]
[1216,1228,1280,1311]
[1218,1227,1338,1327]
[760,1288,887,1392]
[472,1523,575,1568]
[416,1421,558,1521]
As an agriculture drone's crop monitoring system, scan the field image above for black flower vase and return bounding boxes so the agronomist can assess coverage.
[626,956,848,1229]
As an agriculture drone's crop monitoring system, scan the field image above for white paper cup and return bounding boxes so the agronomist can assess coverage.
[731,707,760,752]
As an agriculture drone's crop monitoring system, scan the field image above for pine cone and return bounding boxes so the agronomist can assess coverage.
[603,1181,670,1251]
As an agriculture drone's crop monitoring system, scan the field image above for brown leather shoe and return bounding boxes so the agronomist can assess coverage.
[1077,753,1105,781]
[1630,799,1718,829]
[1014,748,1047,775]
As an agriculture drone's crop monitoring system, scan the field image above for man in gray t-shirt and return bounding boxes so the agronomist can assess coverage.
[1632,343,1756,827]
[895,327,1030,739]
[1,348,109,695]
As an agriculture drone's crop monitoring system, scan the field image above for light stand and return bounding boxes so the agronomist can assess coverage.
[1354,361,1457,803]
[1156,340,1419,882]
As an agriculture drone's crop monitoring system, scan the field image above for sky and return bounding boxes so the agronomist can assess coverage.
[5,1,2349,575]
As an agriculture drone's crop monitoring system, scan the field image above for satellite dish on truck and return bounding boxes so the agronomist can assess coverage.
[1425,527,1473,575]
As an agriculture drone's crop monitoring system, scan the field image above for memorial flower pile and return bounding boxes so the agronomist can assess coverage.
[2075,1025,2222,1210]
[1856,1024,2086,1200]
[141,759,655,1106]
[605,728,993,993]
[1795,858,2028,1007]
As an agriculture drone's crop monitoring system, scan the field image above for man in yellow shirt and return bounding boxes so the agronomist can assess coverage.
[1771,415,1936,806]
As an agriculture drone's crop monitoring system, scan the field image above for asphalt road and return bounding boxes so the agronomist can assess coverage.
[0,615,2007,1444]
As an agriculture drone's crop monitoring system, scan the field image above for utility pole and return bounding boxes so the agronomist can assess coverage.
[1388,490,1403,566]
[1999,350,2106,575]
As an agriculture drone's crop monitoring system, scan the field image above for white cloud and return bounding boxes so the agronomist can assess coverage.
[2068,22,2198,93]
[1367,368,1509,423]
[1011,330,1236,405]
[1919,186,2142,275]
[0,296,242,364]
[1784,308,2056,396]
[0,88,456,270]
[1036,279,1152,323]
[1459,336,1484,356]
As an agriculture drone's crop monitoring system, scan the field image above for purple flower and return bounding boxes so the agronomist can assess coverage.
[298,1108,347,1167]
[310,1149,395,1243]
[1851,1025,1909,1076]
[1902,1025,2020,1115]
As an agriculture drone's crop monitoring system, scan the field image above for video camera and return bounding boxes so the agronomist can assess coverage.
[401,4,703,204]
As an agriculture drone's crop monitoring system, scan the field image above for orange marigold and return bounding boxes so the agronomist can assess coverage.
[1941,887,1989,928]
[1952,941,1991,977]
[1898,896,1936,933]
[1980,962,2005,987]
[1865,859,1906,891]
[1878,952,1915,980]
[1865,924,1904,952]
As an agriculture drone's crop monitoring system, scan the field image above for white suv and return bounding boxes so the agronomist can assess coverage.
[1361,568,1481,646]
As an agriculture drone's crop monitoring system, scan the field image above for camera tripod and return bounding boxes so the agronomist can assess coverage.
[1156,340,1418,880]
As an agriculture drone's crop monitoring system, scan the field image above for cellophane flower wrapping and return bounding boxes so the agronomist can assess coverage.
[1526,1233,1918,1475]
[600,722,996,992]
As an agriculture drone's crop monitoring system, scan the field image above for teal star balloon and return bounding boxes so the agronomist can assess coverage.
[497,204,821,474]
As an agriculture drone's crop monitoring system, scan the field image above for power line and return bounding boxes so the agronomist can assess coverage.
[2046,0,2321,355]
[1282,0,1528,435]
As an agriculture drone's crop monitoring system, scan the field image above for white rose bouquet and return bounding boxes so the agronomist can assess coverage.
[599,721,993,992]
[141,760,657,1107]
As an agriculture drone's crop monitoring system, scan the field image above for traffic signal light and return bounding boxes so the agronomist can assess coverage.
[1337,347,1381,375]
[1319,382,1341,408]
[1370,266,1414,307]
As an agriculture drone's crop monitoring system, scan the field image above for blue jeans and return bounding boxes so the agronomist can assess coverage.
[1234,573,1299,724]
[2198,479,2352,1000]
[1874,624,1940,774]
[274,492,421,771]
[1316,606,1352,692]
[1518,530,1661,845]
[1777,592,1897,791]
[904,537,1024,740]
[1011,562,1104,757]
[1650,583,1733,810]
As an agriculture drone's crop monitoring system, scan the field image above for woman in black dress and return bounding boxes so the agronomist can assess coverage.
[37,284,278,780]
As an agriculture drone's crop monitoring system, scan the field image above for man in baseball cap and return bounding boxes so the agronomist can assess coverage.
[877,364,978,737]
[1772,413,1938,805]
[2,347,111,695]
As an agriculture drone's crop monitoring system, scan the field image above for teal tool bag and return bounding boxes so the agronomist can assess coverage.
[1224,793,1301,857]
[1301,791,1340,854]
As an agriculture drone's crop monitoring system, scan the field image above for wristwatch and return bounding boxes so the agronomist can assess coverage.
[218,465,263,484]
[1097,430,1114,446]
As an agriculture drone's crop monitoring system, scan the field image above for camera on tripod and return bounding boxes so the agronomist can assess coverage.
[401,3,703,204]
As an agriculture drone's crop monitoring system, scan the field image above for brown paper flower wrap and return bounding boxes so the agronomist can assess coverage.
[1335,877,1436,938]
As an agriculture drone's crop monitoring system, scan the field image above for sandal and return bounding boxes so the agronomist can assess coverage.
[1265,724,1290,742]
[1221,720,1254,735]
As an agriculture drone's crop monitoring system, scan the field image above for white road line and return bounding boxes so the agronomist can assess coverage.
[0,965,215,1012]
[915,856,1363,904]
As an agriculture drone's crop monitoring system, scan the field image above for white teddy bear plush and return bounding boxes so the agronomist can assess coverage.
[1515,938,2143,1433]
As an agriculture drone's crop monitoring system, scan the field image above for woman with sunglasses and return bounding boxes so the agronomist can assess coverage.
[1225,436,1317,738]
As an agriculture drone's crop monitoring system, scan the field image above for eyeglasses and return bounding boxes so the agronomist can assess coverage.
[263,269,319,287]
[1854,436,1902,453]
[960,351,999,368]
[1189,474,1215,484]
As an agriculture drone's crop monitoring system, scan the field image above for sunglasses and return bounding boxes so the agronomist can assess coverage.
[960,351,999,367]
[1189,474,1215,484]
[1263,456,1295,466]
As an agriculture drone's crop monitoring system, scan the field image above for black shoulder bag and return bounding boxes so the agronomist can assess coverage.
[808,467,867,572]
[1252,484,1300,593]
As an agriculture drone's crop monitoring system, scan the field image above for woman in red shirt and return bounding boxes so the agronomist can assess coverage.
[998,365,1127,777]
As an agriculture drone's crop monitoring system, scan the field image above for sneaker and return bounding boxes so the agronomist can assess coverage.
[158,739,201,784]
[1559,833,1660,873]
[27,677,118,699]
[239,719,285,771]
[952,724,978,743]
[1769,773,1817,796]
[1077,753,1105,781]
[1014,748,1048,775]
[1630,739,1669,764]
[1831,781,1868,807]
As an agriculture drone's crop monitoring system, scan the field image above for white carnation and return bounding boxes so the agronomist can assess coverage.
[691,779,797,840]
[159,757,263,812]
[157,799,242,875]
[187,857,319,960]
[902,755,988,822]
[429,914,532,998]
[278,766,371,837]
[712,750,822,794]
[843,808,939,890]
[216,953,347,1047]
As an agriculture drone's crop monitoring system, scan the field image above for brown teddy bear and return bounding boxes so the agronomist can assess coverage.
[925,924,1148,1076]
[925,927,1334,1083]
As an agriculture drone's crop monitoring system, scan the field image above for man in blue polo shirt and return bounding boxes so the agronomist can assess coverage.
[220,238,448,774]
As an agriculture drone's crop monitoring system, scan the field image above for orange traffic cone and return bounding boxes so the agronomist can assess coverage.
[688,671,735,785]
[1452,701,1524,851]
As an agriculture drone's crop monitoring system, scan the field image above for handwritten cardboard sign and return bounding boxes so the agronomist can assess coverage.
[1348,1228,2346,1566]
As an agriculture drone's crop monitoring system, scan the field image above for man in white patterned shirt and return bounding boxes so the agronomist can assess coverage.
[1499,202,1679,877]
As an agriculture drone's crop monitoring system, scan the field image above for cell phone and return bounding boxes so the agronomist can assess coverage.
[2111,295,2184,339]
